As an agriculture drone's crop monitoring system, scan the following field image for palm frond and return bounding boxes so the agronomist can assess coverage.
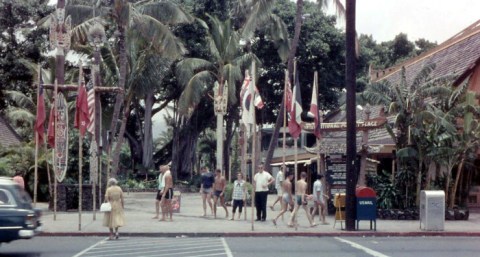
[241,0,276,39]
[175,58,214,89]
[411,63,435,89]
[4,91,35,112]
[223,64,242,105]
[136,1,194,25]
[178,71,215,115]
[5,108,35,127]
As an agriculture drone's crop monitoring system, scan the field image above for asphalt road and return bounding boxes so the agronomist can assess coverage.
[1,236,479,257]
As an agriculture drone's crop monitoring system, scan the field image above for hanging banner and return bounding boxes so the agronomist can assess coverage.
[54,92,69,182]
[89,140,98,183]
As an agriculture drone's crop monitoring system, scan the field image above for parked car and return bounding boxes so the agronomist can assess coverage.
[0,177,42,246]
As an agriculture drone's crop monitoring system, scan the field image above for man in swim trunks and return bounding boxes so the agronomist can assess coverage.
[272,171,294,226]
[153,166,164,219]
[289,172,316,227]
[311,173,329,224]
[213,169,229,219]
[270,165,285,211]
[200,166,214,216]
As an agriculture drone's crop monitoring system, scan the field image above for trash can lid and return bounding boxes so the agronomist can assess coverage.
[356,186,376,197]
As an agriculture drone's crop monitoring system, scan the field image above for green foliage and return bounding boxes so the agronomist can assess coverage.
[366,171,399,209]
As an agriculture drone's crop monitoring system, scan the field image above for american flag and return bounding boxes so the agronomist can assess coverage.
[86,80,95,136]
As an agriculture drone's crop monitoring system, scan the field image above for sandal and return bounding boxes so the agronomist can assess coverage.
[115,232,119,239]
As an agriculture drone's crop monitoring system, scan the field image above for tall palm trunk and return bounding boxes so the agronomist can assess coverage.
[449,154,466,208]
[142,92,154,169]
[264,0,304,172]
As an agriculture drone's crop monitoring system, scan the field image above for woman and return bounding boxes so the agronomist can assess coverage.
[103,178,125,240]
[230,172,246,220]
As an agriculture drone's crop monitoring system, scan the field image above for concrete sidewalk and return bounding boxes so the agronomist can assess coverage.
[37,192,480,237]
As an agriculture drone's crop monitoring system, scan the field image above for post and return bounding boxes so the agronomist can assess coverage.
[79,134,83,231]
[250,62,257,231]
[345,0,357,231]
[53,80,58,221]
[34,133,39,207]
[283,70,288,167]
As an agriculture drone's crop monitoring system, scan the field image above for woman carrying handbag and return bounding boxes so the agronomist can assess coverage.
[103,178,125,240]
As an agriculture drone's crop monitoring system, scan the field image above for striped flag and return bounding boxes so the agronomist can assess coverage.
[308,72,321,139]
[86,80,95,136]
[34,80,46,146]
[288,74,303,139]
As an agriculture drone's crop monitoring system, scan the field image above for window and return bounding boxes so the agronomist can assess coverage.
[0,189,16,206]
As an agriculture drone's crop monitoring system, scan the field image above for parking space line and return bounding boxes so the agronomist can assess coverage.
[334,237,390,257]
[87,243,219,255]
[72,237,108,257]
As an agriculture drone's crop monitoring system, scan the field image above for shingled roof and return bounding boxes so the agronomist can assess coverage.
[370,19,480,86]
[0,116,22,148]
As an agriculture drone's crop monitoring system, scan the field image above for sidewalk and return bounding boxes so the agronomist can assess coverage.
[38,192,480,237]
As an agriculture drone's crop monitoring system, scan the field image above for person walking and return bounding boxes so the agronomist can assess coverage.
[213,169,229,219]
[200,166,214,216]
[153,166,164,219]
[160,165,173,221]
[272,171,294,226]
[253,163,275,221]
[230,172,246,221]
[311,174,329,225]
[289,172,316,227]
[103,178,125,240]
[270,166,285,211]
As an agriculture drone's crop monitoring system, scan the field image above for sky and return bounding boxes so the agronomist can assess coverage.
[339,0,480,44]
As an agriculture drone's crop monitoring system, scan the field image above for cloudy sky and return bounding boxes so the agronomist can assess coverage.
[345,0,480,43]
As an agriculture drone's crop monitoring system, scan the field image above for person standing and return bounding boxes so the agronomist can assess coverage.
[253,163,275,221]
[200,166,214,216]
[153,166,164,219]
[289,172,316,227]
[213,169,229,219]
[103,178,125,240]
[311,174,329,225]
[160,165,173,221]
[230,172,246,221]
[12,171,25,189]
[270,166,285,211]
[272,171,294,226]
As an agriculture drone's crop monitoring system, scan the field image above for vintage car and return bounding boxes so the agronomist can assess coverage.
[0,177,42,246]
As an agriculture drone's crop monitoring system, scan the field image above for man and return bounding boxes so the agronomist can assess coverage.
[213,169,229,219]
[160,165,173,221]
[311,174,329,225]
[272,171,294,226]
[270,165,285,211]
[289,172,316,227]
[153,166,164,219]
[253,163,275,221]
[200,166,214,216]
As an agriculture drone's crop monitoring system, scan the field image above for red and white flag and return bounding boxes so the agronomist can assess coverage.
[308,72,321,139]
[47,105,55,148]
[74,79,90,137]
[287,74,303,139]
[240,73,264,126]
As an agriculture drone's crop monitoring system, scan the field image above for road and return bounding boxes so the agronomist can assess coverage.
[1,236,479,257]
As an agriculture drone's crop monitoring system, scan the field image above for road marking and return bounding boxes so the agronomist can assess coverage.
[72,237,108,257]
[221,238,233,257]
[335,237,390,257]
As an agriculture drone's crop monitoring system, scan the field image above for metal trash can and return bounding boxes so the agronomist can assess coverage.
[420,190,445,231]
[356,186,376,231]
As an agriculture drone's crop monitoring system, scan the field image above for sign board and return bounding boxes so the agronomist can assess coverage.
[326,154,346,198]
[303,118,387,132]
[54,92,69,182]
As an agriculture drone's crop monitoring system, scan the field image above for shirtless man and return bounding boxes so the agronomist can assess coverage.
[212,169,229,219]
[272,171,294,226]
[289,172,316,227]
[160,165,174,221]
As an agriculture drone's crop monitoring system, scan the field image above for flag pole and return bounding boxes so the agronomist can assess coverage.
[251,62,257,231]
[283,70,288,168]
[314,71,321,176]
[242,123,247,221]
[54,79,58,221]
[78,65,83,231]
[293,61,298,193]
[34,65,42,207]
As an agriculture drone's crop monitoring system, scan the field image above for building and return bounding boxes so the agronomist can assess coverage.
[0,116,22,148]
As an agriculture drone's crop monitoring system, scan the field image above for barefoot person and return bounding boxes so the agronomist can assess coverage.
[200,167,214,216]
[153,166,164,219]
[270,166,285,211]
[231,172,246,220]
[160,165,174,221]
[213,169,229,219]
[253,163,275,221]
[311,174,329,224]
[289,172,316,227]
[272,171,294,226]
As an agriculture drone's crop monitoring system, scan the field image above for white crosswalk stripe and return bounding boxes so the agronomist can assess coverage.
[76,237,230,257]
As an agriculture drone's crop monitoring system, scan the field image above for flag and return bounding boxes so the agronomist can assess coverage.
[74,79,90,136]
[240,74,264,126]
[34,79,46,146]
[288,74,303,139]
[308,72,321,139]
[47,105,55,148]
[86,80,95,136]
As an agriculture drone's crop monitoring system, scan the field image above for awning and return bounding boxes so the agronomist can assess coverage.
[271,159,311,167]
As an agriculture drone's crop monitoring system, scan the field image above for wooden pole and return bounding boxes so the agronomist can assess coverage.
[251,62,257,231]
[293,61,298,190]
[33,65,42,207]
[54,79,58,221]
[283,70,288,167]
[314,72,322,177]
[78,66,83,231]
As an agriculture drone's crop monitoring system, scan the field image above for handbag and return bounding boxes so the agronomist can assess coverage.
[100,202,112,212]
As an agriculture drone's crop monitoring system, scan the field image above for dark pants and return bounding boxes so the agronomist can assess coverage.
[232,199,244,214]
[255,191,268,220]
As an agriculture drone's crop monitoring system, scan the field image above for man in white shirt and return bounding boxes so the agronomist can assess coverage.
[270,166,285,211]
[311,173,328,224]
[253,163,275,221]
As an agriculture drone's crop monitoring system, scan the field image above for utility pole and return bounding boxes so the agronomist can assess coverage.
[345,0,357,231]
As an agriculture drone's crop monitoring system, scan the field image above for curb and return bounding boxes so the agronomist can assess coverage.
[39,231,480,237]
